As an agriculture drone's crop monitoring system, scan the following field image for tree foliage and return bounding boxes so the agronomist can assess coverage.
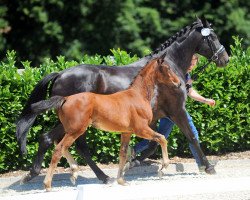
[0,0,250,65]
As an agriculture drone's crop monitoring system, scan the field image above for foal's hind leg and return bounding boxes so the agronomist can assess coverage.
[44,132,80,191]
[135,127,170,170]
[75,135,110,184]
[117,133,132,185]
[20,124,64,184]
[62,149,79,185]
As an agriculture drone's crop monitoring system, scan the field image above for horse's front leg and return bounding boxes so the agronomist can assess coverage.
[75,135,110,183]
[117,133,132,186]
[171,109,216,174]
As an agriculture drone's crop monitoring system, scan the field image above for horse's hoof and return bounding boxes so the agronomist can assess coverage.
[205,165,216,175]
[20,173,32,184]
[103,176,114,184]
[158,170,164,178]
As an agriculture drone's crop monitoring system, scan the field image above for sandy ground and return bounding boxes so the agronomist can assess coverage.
[1,150,249,178]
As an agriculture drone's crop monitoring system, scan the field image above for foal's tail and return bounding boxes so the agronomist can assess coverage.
[16,72,59,155]
[31,96,65,115]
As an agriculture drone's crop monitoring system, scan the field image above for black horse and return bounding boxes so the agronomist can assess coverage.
[16,17,229,184]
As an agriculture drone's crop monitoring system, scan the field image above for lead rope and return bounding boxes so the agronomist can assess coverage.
[191,59,212,81]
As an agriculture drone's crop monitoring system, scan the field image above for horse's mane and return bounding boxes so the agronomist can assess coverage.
[149,20,202,56]
[128,20,203,88]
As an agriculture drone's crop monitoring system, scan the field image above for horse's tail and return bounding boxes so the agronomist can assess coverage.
[16,72,60,155]
[31,96,65,115]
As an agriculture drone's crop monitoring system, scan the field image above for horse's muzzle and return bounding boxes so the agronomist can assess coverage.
[215,50,229,67]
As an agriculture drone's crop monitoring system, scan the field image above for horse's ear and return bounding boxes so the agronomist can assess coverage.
[196,15,201,22]
[200,15,208,28]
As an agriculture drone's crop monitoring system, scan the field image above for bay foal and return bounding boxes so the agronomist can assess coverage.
[31,57,180,191]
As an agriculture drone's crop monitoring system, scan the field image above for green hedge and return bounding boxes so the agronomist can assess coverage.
[0,37,249,173]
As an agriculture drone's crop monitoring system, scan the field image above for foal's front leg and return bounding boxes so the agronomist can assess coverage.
[117,133,132,185]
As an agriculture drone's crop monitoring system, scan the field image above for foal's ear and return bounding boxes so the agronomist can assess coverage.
[157,57,164,65]
[157,51,167,65]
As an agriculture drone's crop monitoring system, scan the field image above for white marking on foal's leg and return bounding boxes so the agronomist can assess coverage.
[63,149,79,185]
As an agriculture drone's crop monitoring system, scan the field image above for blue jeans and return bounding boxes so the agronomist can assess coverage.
[134,112,202,166]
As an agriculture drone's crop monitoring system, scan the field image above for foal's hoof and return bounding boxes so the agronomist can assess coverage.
[163,162,170,169]
[117,178,129,186]
[158,170,164,179]
[159,162,170,171]
[44,182,52,192]
[70,176,77,185]
[44,185,52,192]
[205,165,216,175]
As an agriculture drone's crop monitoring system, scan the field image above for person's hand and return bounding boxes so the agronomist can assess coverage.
[204,98,216,106]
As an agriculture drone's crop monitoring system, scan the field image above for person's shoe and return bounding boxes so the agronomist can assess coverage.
[175,163,184,172]
[130,159,141,168]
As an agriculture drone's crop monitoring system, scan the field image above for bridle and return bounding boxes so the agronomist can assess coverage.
[192,27,225,81]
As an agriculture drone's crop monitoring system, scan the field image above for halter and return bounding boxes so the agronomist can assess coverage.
[192,28,225,81]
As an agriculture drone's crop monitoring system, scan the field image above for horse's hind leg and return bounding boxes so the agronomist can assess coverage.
[75,135,110,183]
[20,124,64,184]
[117,133,132,185]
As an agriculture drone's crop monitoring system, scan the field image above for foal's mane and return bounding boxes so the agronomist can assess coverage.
[128,58,159,88]
[149,20,202,56]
